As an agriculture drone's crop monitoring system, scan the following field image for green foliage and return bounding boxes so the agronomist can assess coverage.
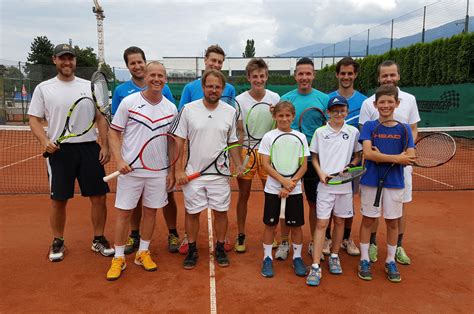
[27,36,54,65]
[242,39,256,58]
[99,63,115,81]
[315,32,474,93]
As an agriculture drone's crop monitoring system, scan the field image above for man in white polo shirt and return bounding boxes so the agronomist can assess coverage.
[359,60,420,265]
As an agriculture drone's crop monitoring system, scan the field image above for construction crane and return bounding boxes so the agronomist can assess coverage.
[92,0,105,68]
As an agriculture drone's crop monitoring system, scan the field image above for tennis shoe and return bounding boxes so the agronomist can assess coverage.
[358,260,372,281]
[306,266,322,286]
[215,246,230,267]
[179,234,189,254]
[91,236,115,257]
[106,257,126,281]
[292,257,307,277]
[328,256,343,274]
[395,246,411,265]
[168,234,180,253]
[234,233,246,253]
[341,239,360,256]
[385,261,402,282]
[322,238,332,256]
[275,241,290,260]
[183,247,198,270]
[369,243,378,263]
[49,238,65,262]
[261,257,274,278]
[134,250,157,271]
[124,235,140,255]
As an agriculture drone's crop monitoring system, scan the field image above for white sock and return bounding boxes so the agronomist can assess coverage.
[330,253,338,258]
[138,239,150,252]
[292,243,302,259]
[360,242,370,261]
[386,244,397,263]
[114,245,125,258]
[312,263,320,269]
[263,244,273,259]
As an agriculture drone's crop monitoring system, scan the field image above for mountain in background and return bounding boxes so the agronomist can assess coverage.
[278,17,473,57]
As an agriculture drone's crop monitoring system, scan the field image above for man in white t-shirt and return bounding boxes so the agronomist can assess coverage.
[171,70,244,270]
[28,44,113,262]
[106,62,178,281]
[359,60,420,266]
[234,58,280,253]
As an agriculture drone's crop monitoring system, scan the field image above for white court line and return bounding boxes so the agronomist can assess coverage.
[1,140,37,151]
[413,172,454,188]
[0,153,42,170]
[207,207,217,314]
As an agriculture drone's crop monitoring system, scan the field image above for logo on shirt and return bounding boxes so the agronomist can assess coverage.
[342,133,349,140]
[127,89,136,94]
[324,135,330,139]
[138,104,146,109]
[208,115,212,118]
[373,133,401,139]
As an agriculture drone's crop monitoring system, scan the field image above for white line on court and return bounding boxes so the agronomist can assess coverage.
[413,172,454,188]
[0,154,42,170]
[207,207,217,314]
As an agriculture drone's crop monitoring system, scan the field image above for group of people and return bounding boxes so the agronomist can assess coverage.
[28,43,420,286]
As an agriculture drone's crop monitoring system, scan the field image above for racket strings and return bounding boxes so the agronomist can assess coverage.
[215,150,231,176]
[67,98,96,134]
[140,136,170,171]
[271,136,303,176]
[416,133,456,167]
[247,104,273,140]
[299,108,326,137]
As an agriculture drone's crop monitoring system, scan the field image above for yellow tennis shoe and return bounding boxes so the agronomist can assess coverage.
[134,250,157,271]
[106,257,126,281]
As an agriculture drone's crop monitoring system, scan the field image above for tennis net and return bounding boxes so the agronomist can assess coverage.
[1,125,473,194]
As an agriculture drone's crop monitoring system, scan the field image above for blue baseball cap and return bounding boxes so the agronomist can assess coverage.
[327,96,349,109]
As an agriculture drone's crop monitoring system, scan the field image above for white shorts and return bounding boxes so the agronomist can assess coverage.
[115,175,168,210]
[403,166,412,203]
[360,185,403,219]
[182,177,231,214]
[316,192,354,219]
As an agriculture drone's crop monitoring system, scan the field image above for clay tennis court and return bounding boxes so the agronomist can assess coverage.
[1,126,473,312]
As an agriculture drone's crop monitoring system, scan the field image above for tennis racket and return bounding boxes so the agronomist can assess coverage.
[103,133,179,182]
[270,133,305,220]
[186,144,254,181]
[326,166,366,185]
[242,102,274,167]
[220,96,242,122]
[414,132,456,168]
[298,106,327,139]
[345,108,360,127]
[91,71,111,123]
[43,96,97,158]
[372,120,409,207]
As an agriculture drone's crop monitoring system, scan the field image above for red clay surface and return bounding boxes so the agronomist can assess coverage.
[1,190,473,313]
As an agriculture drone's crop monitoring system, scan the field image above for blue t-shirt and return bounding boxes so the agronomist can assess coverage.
[281,88,329,144]
[178,79,236,111]
[359,120,415,188]
[112,80,175,115]
[327,90,367,128]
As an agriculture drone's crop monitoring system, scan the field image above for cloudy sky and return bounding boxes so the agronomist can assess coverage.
[0,0,460,68]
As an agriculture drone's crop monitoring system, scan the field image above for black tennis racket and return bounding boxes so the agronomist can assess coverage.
[43,97,97,158]
[326,166,366,185]
[414,132,456,168]
[220,96,242,122]
[372,120,409,207]
[91,71,111,123]
[298,106,327,139]
[103,133,179,182]
[186,144,254,181]
[270,133,305,220]
[242,102,274,167]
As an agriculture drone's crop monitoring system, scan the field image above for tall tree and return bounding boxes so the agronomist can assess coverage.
[242,39,256,58]
[27,36,54,65]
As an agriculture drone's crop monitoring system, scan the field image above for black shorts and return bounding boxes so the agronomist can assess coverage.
[303,159,319,203]
[47,142,109,201]
[263,192,304,227]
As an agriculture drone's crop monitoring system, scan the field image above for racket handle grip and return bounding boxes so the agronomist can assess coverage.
[373,183,383,207]
[103,171,121,182]
[42,151,51,158]
[279,197,287,219]
[187,172,201,181]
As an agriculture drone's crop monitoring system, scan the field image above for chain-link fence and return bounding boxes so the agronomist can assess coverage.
[316,0,471,66]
